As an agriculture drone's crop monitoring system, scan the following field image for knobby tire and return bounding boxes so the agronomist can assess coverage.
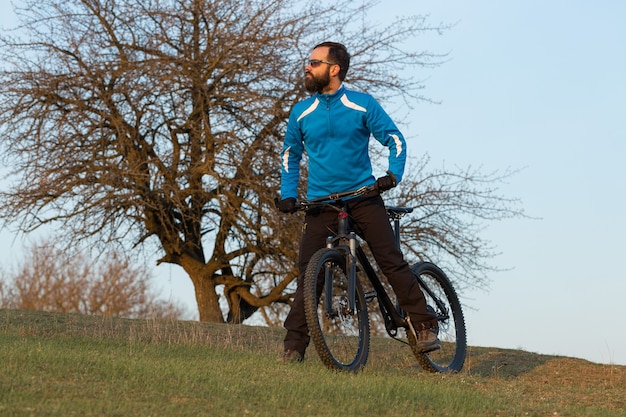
[408,262,467,373]
[303,248,370,372]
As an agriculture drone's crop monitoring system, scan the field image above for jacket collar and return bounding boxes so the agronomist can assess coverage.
[316,84,345,101]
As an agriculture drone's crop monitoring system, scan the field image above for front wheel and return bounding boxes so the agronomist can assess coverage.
[409,262,467,373]
[303,248,370,372]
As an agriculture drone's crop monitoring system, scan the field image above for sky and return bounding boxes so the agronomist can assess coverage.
[378,0,626,366]
[1,1,625,366]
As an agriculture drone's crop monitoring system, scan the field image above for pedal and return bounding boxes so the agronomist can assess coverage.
[364,291,377,302]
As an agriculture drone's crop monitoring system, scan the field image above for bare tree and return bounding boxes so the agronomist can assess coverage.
[0,239,184,319]
[0,0,522,324]
[394,156,524,291]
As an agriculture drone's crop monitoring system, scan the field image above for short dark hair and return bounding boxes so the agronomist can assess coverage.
[314,41,350,81]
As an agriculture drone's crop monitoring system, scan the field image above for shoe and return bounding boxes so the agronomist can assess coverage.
[279,349,303,363]
[416,328,441,353]
[406,317,441,353]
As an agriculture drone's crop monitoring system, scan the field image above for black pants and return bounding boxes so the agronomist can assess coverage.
[283,194,437,355]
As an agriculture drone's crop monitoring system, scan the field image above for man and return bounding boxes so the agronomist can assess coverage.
[276,42,440,362]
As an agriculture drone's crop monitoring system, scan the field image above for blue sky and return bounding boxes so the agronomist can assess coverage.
[2,1,625,365]
[382,0,626,365]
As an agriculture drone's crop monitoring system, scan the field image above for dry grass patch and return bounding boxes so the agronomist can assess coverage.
[2,309,624,417]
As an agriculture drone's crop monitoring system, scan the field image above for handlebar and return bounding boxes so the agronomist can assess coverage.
[277,184,413,219]
[295,185,378,212]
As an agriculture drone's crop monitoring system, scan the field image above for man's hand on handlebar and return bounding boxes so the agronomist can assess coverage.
[275,197,297,213]
[376,171,397,192]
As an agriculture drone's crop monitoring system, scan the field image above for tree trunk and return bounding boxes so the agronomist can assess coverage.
[194,278,223,322]
[179,254,224,323]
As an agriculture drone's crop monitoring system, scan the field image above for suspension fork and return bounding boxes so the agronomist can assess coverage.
[323,209,358,315]
[340,211,358,313]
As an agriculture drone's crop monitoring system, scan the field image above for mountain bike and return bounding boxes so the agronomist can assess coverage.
[297,185,467,373]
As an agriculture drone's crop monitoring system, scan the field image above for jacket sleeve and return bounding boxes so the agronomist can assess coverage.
[280,111,304,199]
[366,98,407,182]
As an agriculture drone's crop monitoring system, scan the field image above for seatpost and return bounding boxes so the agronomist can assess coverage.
[393,218,401,251]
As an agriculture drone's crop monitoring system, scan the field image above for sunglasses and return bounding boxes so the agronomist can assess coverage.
[305,59,339,68]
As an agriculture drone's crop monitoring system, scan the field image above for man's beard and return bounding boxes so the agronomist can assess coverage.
[304,68,331,93]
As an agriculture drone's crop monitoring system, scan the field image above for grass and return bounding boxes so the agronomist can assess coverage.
[1,309,624,416]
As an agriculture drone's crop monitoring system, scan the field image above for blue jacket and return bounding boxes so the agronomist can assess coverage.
[280,85,407,200]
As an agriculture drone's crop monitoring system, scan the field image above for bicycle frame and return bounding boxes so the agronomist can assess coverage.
[320,197,410,338]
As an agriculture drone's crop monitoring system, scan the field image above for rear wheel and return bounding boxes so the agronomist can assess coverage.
[409,262,466,373]
[303,248,370,372]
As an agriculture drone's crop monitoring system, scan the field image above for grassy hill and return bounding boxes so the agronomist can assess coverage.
[1,309,623,416]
